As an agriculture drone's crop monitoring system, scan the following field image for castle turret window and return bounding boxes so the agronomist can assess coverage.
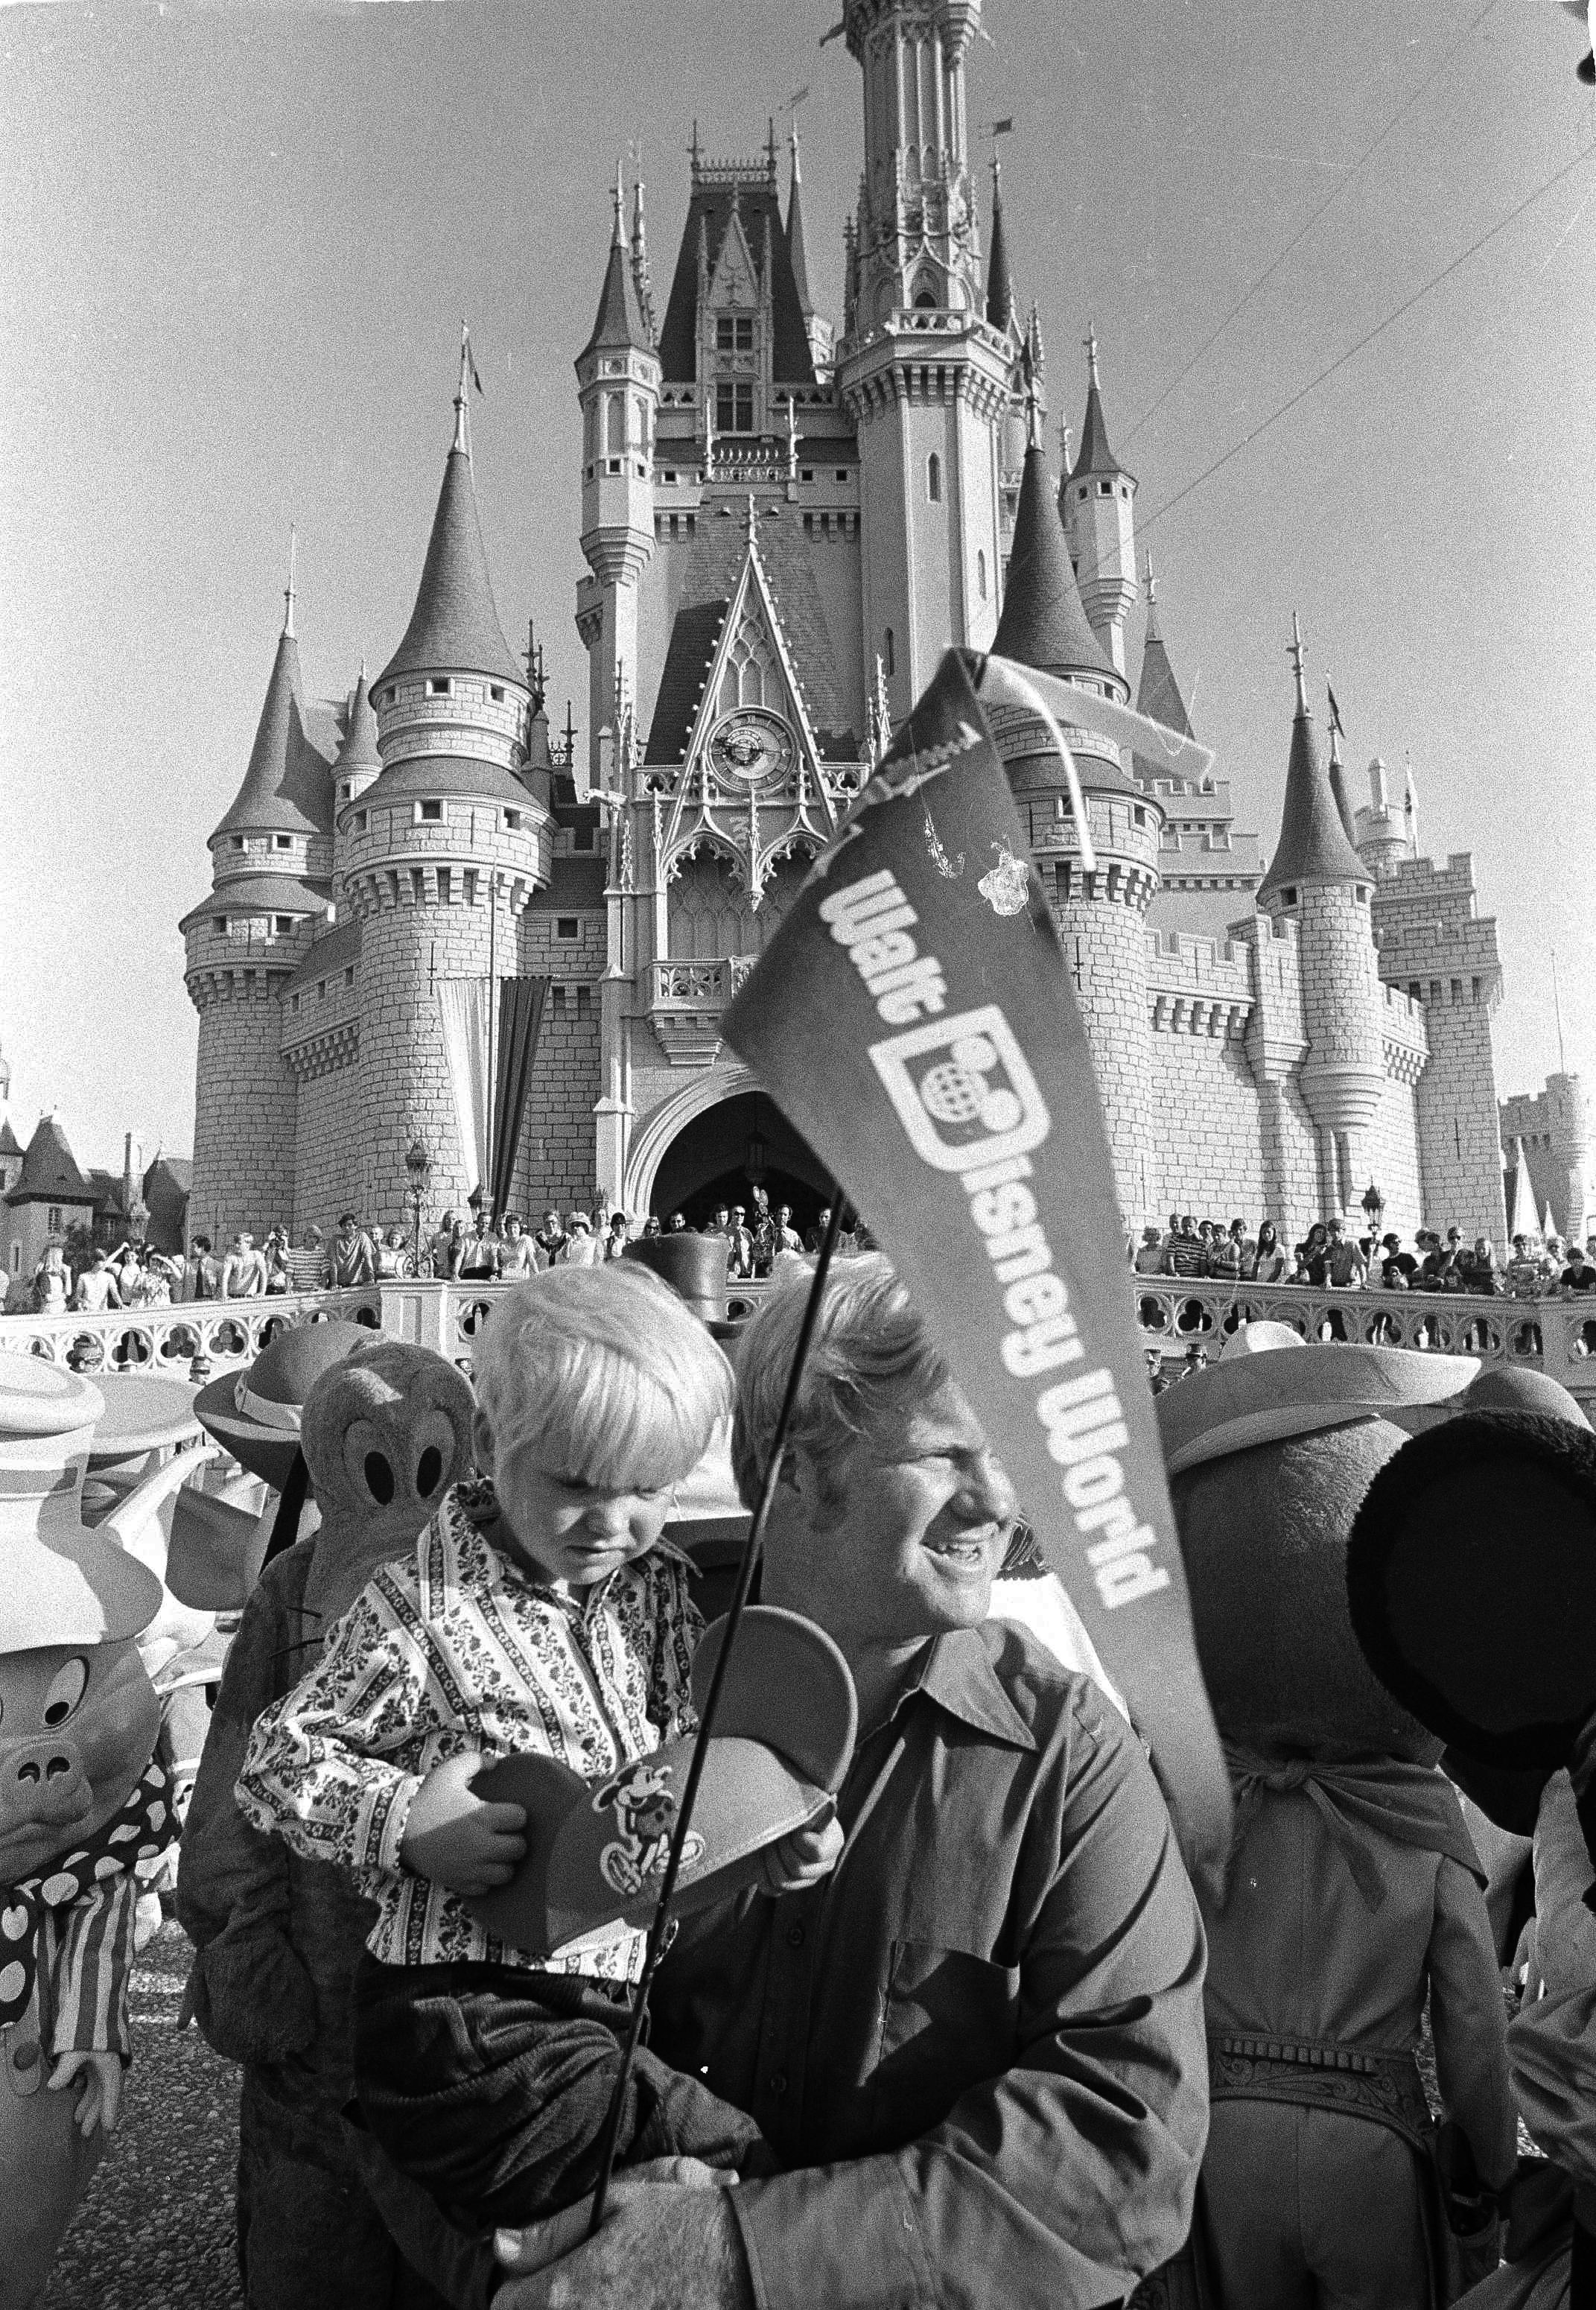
[556,917,579,941]
[426,679,452,697]
[977,550,988,600]
[416,801,444,824]
[274,834,292,851]
[716,316,754,352]
[354,810,368,833]
[927,453,941,503]
[503,809,522,831]
[490,685,505,702]
[274,916,293,935]
[230,836,246,851]
[48,1207,61,1234]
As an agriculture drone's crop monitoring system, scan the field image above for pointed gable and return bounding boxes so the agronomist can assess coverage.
[334,671,381,774]
[6,1115,95,1208]
[214,629,334,840]
[993,444,1116,679]
[645,515,859,767]
[376,446,523,691]
[658,167,815,384]
[1134,583,1197,783]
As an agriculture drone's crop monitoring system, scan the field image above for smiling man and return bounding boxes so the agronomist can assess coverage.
[494,1254,1209,2310]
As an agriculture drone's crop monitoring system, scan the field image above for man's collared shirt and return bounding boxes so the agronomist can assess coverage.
[650,1620,1209,2310]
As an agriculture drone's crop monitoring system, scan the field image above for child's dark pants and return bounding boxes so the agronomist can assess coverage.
[352,1955,774,2230]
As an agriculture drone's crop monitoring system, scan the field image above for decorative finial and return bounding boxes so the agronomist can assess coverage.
[1288,612,1309,713]
[689,119,701,177]
[745,492,758,546]
[612,160,625,247]
[766,116,778,177]
[454,322,471,455]
[1085,324,1100,387]
[789,110,803,180]
[1144,551,1156,607]
[1058,417,1072,473]
[524,617,538,690]
[283,524,297,638]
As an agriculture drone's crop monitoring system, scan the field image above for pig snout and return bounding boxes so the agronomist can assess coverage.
[0,1739,91,1833]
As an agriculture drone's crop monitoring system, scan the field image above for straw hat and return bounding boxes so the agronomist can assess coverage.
[193,1319,371,1488]
[1,1358,163,1648]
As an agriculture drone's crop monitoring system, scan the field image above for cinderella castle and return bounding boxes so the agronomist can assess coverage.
[181,0,1589,1254]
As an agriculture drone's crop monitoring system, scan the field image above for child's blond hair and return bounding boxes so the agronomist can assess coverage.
[473,1263,734,1493]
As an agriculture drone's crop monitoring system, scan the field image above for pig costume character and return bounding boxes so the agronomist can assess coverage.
[1347,1397,1596,2310]
[1154,1333,1518,2309]
[177,1334,475,2310]
[0,1359,177,2310]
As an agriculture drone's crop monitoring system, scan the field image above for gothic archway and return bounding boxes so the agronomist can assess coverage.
[624,1070,834,1235]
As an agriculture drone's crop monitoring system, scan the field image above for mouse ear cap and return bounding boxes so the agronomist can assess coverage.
[1347,1410,1596,1773]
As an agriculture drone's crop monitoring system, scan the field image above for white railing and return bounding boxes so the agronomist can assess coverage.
[0,1286,385,1375]
[1135,1275,1596,1405]
[9,1274,1589,1407]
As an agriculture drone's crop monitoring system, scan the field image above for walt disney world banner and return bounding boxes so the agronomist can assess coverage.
[724,647,1233,1891]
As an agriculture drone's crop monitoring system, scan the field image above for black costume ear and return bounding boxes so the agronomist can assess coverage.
[1347,1412,1596,1802]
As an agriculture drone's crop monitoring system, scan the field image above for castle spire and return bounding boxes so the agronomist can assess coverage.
[1134,556,1196,759]
[1257,618,1368,902]
[579,169,651,360]
[454,323,471,456]
[1071,323,1126,479]
[283,524,297,638]
[786,115,816,315]
[212,583,328,840]
[992,442,1115,680]
[375,376,524,692]
[985,155,1014,334]
[1325,680,1358,845]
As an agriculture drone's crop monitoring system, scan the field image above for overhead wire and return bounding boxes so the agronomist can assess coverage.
[1121,0,1510,453]
[1139,137,1596,537]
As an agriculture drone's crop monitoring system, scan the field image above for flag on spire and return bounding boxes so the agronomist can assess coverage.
[462,320,486,399]
[1326,682,1345,739]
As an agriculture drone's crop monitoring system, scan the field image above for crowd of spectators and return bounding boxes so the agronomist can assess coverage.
[1134,1210,1596,1298]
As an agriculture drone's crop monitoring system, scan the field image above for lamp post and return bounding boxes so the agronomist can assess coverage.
[405,1138,432,1277]
[1360,1179,1384,1246]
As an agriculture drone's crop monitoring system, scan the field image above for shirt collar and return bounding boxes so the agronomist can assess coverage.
[911,1626,1037,1752]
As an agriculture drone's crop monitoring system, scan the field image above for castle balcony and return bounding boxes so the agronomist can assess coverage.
[12,1277,1596,1425]
[642,953,758,1069]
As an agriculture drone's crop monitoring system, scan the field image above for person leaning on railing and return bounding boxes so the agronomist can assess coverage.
[1243,1223,1288,1283]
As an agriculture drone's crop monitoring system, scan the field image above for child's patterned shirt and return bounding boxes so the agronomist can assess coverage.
[235,1479,701,1983]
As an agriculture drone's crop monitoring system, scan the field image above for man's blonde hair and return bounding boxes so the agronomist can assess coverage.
[729,1251,949,1508]
[475,1264,734,1492]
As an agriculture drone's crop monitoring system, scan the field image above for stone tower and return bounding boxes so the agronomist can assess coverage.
[838,0,1010,710]
[341,371,547,1228]
[1061,331,1137,676]
[575,171,662,790]
[1353,756,1413,880]
[1256,621,1384,1219]
[182,552,331,1246]
[991,422,1162,1226]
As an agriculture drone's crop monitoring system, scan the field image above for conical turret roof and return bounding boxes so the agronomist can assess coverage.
[1258,659,1369,904]
[214,628,332,840]
[579,179,652,361]
[1135,575,1195,743]
[334,670,381,772]
[993,444,1115,679]
[1071,332,1127,480]
[375,444,524,691]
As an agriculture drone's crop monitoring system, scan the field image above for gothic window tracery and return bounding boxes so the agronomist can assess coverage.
[716,618,778,722]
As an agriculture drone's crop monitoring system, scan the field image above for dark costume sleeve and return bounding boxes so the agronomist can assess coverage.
[176,1547,321,2064]
[1428,1853,1518,2193]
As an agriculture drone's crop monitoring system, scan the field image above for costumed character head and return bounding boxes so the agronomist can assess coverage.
[298,1338,476,1623]
[1347,1366,1596,1853]
[1157,1327,1479,1763]
[1,1359,176,2303]
[172,1318,372,1611]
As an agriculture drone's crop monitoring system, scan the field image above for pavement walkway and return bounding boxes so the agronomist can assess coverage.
[42,1921,243,2310]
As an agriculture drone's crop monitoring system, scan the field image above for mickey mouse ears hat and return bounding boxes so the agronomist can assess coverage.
[1347,1409,1596,1786]
[467,1606,856,1960]
[194,1319,372,1488]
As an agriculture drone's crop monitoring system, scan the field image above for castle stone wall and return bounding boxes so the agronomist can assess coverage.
[1500,1073,1592,1241]
[1144,1029,1267,1226]
[188,988,298,1246]
[292,1059,362,1240]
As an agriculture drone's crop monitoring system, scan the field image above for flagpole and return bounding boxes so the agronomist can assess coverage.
[585,1201,847,2237]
